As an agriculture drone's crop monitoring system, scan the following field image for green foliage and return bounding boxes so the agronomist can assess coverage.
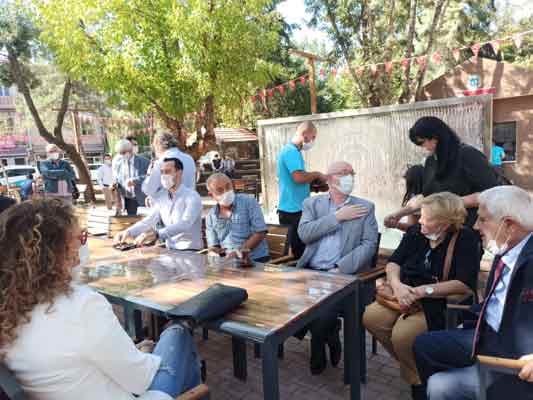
[35,0,283,129]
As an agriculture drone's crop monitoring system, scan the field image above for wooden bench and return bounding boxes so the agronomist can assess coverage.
[232,178,259,200]
[265,223,290,260]
[82,207,143,237]
[0,363,209,400]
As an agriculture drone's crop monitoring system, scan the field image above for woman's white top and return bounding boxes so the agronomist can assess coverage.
[3,285,172,400]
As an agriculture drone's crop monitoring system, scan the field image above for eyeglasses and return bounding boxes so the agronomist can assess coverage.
[78,229,88,246]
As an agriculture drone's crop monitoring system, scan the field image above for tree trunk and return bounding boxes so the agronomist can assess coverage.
[71,111,96,202]
[7,50,96,203]
[398,0,418,103]
[204,94,216,144]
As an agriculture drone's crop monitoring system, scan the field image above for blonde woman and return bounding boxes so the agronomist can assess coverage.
[363,192,481,400]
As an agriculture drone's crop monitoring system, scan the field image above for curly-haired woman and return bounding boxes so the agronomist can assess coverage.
[0,199,201,400]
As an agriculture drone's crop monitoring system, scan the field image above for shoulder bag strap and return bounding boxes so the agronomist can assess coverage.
[442,231,459,281]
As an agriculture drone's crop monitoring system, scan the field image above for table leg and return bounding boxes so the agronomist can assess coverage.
[343,288,360,400]
[232,337,247,381]
[262,340,280,400]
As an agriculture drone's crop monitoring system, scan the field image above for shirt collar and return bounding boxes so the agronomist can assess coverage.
[167,184,185,200]
[288,141,301,152]
[327,193,350,209]
[502,232,533,272]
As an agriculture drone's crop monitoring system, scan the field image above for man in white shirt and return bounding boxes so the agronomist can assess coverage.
[97,154,114,210]
[115,158,203,251]
[142,132,196,198]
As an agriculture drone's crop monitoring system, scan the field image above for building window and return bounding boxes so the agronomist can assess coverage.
[493,121,517,162]
[14,158,26,165]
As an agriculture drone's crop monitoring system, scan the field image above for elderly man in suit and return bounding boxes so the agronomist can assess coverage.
[297,160,379,375]
[113,139,150,216]
[413,185,533,400]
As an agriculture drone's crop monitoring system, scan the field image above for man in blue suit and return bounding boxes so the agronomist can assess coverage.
[413,185,533,400]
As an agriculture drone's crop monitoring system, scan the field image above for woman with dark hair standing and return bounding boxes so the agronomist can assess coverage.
[385,116,499,230]
[389,165,425,232]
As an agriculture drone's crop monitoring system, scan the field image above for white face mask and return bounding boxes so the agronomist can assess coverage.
[486,221,510,255]
[335,174,354,195]
[161,174,176,190]
[104,160,112,166]
[49,152,60,161]
[72,243,90,280]
[302,140,315,151]
[424,232,442,241]
[216,190,235,207]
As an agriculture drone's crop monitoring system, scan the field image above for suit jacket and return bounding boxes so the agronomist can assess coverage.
[479,234,533,359]
[114,155,150,205]
[476,234,533,399]
[296,194,379,274]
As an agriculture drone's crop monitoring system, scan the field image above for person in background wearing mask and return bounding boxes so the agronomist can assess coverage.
[114,158,203,251]
[142,132,196,198]
[39,143,76,203]
[205,173,269,263]
[113,139,150,216]
[364,192,480,399]
[97,154,114,210]
[277,121,327,259]
[414,186,533,400]
[295,161,379,375]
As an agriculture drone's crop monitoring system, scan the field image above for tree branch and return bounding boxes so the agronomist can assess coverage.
[414,0,446,100]
[6,50,57,144]
[53,79,72,139]
[398,0,417,103]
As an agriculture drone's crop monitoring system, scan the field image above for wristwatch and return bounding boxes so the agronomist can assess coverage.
[425,286,435,296]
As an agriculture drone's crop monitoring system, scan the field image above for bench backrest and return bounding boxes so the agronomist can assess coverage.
[266,224,290,259]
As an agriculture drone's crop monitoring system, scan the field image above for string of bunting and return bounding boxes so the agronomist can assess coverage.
[250,29,532,105]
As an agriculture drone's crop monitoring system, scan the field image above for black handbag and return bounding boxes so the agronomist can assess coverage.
[166,283,248,327]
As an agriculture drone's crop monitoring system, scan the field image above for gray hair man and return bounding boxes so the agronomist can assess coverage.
[296,160,379,375]
[277,121,327,259]
[205,173,269,263]
[113,139,150,216]
[142,132,196,197]
[414,185,533,400]
[39,143,76,203]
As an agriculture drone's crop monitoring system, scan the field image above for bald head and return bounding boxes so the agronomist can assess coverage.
[293,121,317,148]
[327,161,353,176]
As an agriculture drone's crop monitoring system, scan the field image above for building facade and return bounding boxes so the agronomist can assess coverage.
[418,57,533,190]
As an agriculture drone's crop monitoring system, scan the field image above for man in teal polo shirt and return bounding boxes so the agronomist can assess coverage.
[277,121,327,258]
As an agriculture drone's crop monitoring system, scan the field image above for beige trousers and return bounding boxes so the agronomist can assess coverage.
[363,301,428,385]
[102,187,113,210]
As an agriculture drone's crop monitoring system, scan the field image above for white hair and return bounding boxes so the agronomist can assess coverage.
[45,143,58,153]
[115,139,133,154]
[206,173,231,190]
[479,186,533,229]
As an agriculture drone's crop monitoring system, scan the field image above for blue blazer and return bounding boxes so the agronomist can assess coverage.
[478,235,533,399]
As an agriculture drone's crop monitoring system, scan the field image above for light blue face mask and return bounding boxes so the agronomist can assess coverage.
[335,175,354,195]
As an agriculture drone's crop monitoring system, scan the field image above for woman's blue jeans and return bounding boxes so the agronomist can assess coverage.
[148,323,201,397]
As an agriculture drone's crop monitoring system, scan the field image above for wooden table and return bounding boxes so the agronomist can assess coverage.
[83,238,362,400]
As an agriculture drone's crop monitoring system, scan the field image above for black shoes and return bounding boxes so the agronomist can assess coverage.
[411,384,427,400]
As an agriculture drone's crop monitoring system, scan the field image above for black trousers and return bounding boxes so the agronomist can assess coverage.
[277,210,305,259]
[124,197,139,216]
